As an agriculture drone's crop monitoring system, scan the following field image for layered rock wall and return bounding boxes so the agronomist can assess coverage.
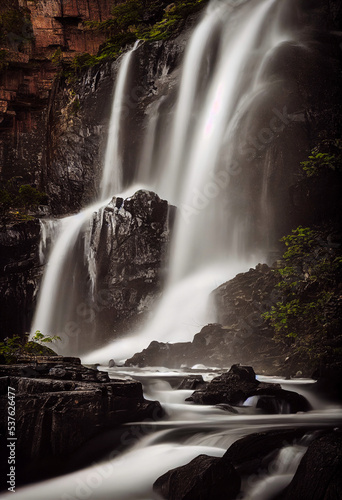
[0,0,112,188]
[0,356,163,487]
[0,219,41,340]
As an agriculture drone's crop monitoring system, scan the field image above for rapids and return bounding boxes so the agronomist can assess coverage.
[1,367,341,500]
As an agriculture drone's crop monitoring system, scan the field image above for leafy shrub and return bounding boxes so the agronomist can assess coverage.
[0,178,48,217]
[263,226,342,366]
[0,331,60,364]
[301,139,342,178]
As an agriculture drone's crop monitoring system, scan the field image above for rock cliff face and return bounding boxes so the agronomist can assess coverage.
[125,264,287,374]
[0,0,112,189]
[44,20,195,213]
[0,218,41,341]
[26,0,111,57]
[0,355,163,487]
[86,190,172,348]
[36,190,173,356]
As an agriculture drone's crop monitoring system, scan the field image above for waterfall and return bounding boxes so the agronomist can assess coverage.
[100,40,140,199]
[166,0,279,283]
[84,0,295,363]
[30,43,140,347]
[33,0,298,360]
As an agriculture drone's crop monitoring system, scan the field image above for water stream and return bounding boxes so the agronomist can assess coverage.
[32,0,298,360]
[1,367,341,500]
[14,1,341,498]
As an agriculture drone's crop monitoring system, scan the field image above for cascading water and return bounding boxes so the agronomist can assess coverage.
[83,0,296,363]
[34,0,300,362]
[30,43,140,350]
[2,369,341,500]
[9,3,340,500]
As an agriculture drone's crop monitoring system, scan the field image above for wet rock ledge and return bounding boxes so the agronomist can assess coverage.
[0,356,163,487]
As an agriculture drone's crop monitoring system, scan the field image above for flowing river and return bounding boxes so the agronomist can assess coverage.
[2,366,341,499]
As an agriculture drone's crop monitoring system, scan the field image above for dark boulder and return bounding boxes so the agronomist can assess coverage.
[312,362,342,403]
[177,375,205,390]
[187,364,311,413]
[254,388,312,414]
[153,454,241,500]
[125,324,238,368]
[280,431,342,500]
[186,364,279,406]
[125,340,193,368]
[224,428,313,476]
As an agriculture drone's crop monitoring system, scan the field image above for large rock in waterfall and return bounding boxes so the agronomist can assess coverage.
[0,356,163,487]
[71,189,173,351]
[280,431,342,500]
[186,364,311,413]
[153,454,241,500]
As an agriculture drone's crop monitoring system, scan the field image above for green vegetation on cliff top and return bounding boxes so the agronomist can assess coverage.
[59,0,208,79]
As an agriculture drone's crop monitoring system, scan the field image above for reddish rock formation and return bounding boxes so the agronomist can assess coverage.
[0,0,112,186]
[25,0,110,57]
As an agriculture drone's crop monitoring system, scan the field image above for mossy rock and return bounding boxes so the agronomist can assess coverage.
[24,341,58,357]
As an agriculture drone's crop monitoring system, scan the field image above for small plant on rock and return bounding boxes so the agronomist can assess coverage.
[0,331,61,364]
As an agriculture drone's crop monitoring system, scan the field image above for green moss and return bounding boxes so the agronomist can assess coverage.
[138,0,208,41]
[62,0,208,79]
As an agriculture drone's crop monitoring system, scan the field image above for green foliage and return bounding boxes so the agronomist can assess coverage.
[51,46,63,65]
[0,335,23,361]
[111,0,144,31]
[262,226,342,366]
[138,0,208,41]
[31,330,61,345]
[0,177,48,218]
[18,184,47,210]
[301,139,342,178]
[63,0,208,79]
[0,331,60,364]
[281,226,316,261]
